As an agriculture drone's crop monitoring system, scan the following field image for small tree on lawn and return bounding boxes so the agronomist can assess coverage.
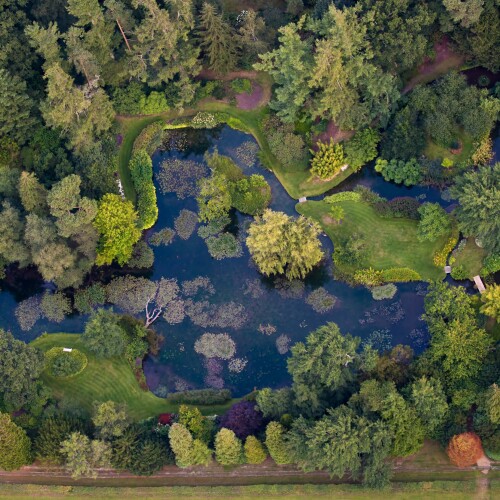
[447,432,484,467]
[330,204,345,223]
[310,139,345,180]
[244,436,267,464]
[265,421,291,464]
[214,428,243,466]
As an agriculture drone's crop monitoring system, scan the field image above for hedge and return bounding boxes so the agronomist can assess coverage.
[381,267,422,282]
[129,149,158,230]
[45,347,88,378]
[167,389,232,405]
[324,191,361,203]
[133,121,166,156]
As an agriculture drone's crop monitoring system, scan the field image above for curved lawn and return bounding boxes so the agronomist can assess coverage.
[32,333,236,420]
[297,200,450,281]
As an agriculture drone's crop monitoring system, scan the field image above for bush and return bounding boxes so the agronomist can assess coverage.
[139,91,169,114]
[244,436,267,464]
[112,82,144,115]
[305,287,337,313]
[310,139,345,179]
[206,233,243,260]
[191,112,220,129]
[417,203,451,242]
[353,268,384,286]
[450,265,468,280]
[219,401,264,440]
[381,268,421,282]
[194,333,236,360]
[167,389,232,405]
[45,348,88,378]
[447,432,484,467]
[371,284,398,300]
[133,122,165,155]
[194,80,225,101]
[324,191,361,203]
[129,149,158,230]
[231,175,271,215]
[174,209,198,240]
[433,236,459,268]
[230,78,252,94]
[344,128,380,171]
[375,158,422,186]
[215,428,244,466]
[374,197,421,220]
[265,422,290,464]
[481,253,500,276]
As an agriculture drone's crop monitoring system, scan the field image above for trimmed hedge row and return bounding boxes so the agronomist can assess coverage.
[324,191,361,203]
[381,267,422,282]
[129,149,158,230]
[167,388,232,405]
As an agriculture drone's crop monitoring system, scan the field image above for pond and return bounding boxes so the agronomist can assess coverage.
[3,124,495,398]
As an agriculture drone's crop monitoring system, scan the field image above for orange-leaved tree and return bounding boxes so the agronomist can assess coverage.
[446,432,483,467]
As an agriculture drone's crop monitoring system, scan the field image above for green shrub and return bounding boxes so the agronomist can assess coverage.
[482,253,500,276]
[231,175,271,215]
[112,82,143,115]
[206,233,243,260]
[324,191,361,203]
[344,128,380,171]
[195,80,225,101]
[230,78,252,94]
[139,91,169,114]
[375,158,422,186]
[45,347,88,378]
[353,268,384,286]
[133,122,165,155]
[191,112,220,129]
[129,149,158,229]
[381,268,421,282]
[310,139,345,179]
[451,264,468,280]
[167,389,232,405]
[371,283,398,300]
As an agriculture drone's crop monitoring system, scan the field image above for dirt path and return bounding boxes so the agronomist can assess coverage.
[403,37,464,93]
[312,120,355,147]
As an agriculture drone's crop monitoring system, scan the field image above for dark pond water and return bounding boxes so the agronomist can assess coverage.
[3,125,497,398]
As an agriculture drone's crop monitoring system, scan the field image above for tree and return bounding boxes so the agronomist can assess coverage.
[452,164,500,252]
[0,69,35,144]
[254,18,313,122]
[410,377,449,435]
[246,209,323,280]
[82,309,127,358]
[0,202,31,267]
[374,158,422,186]
[93,401,129,440]
[18,172,48,215]
[60,432,111,479]
[486,384,500,424]
[178,405,211,443]
[443,0,484,28]
[219,401,264,440]
[287,323,359,413]
[40,292,71,322]
[344,128,380,171]
[214,428,243,465]
[265,421,290,465]
[256,388,294,420]
[35,415,88,464]
[480,285,500,320]
[197,173,232,223]
[310,140,345,180]
[0,412,32,471]
[244,436,267,464]
[94,194,141,266]
[417,203,451,242]
[169,423,194,468]
[0,329,46,413]
[197,3,238,74]
[25,22,62,70]
[447,432,484,467]
[237,9,268,64]
[128,435,172,475]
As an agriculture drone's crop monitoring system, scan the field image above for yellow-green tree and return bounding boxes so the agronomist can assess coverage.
[310,139,345,180]
[0,412,32,471]
[480,284,500,320]
[214,428,243,465]
[244,436,267,464]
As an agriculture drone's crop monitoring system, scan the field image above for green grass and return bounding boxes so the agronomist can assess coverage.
[0,481,492,499]
[31,334,237,420]
[453,237,487,278]
[296,200,449,281]
[424,130,474,166]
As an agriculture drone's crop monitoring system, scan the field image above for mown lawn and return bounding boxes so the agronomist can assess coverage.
[453,237,487,278]
[424,129,474,166]
[32,334,236,420]
[296,200,449,281]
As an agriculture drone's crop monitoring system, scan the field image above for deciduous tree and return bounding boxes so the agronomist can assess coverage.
[214,428,243,465]
[0,412,32,471]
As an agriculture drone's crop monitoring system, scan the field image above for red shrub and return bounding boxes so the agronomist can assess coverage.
[158,413,174,426]
[447,432,484,467]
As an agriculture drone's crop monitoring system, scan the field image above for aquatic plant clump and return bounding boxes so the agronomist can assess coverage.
[242,279,266,299]
[233,141,259,168]
[363,329,393,353]
[182,276,215,297]
[15,295,42,331]
[174,209,198,240]
[276,334,291,355]
[163,299,185,324]
[306,287,337,313]
[228,358,248,373]
[258,324,277,336]
[149,227,175,247]
[194,333,236,360]
[156,158,208,199]
[371,283,398,300]
[197,215,231,239]
[185,300,247,329]
[206,233,243,260]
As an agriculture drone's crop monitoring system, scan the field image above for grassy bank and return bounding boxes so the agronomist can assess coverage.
[452,237,487,278]
[296,200,450,281]
[31,334,236,420]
